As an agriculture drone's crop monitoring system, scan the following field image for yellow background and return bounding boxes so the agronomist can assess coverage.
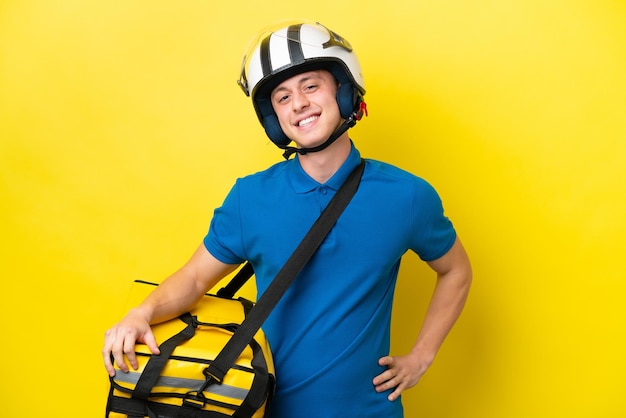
[1,1,624,416]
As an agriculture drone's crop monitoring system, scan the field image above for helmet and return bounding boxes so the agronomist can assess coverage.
[238,20,366,148]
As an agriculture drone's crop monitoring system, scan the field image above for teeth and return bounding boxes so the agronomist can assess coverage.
[298,116,318,127]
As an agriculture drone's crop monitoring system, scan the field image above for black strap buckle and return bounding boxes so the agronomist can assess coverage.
[182,391,208,409]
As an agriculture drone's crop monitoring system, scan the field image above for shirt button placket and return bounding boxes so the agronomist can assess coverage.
[318,186,330,212]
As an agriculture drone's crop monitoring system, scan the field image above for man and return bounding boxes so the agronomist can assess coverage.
[103,20,472,417]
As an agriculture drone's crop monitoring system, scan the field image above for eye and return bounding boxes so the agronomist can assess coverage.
[274,94,290,104]
[304,84,318,92]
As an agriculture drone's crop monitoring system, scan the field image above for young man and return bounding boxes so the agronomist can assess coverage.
[103,20,472,417]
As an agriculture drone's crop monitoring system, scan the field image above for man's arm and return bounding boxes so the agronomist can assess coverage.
[102,244,239,376]
[373,236,472,401]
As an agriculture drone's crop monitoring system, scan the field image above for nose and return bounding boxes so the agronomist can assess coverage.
[291,90,310,111]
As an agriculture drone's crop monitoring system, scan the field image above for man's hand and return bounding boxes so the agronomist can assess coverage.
[102,309,160,377]
[372,352,431,401]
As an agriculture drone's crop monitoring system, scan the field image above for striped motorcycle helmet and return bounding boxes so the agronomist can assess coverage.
[237,20,366,147]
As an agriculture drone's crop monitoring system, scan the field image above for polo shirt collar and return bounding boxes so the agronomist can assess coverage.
[289,141,362,194]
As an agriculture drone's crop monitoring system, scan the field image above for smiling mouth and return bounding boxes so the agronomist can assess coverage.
[297,115,319,127]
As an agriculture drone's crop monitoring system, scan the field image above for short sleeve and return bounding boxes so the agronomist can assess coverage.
[203,180,246,265]
[410,178,457,261]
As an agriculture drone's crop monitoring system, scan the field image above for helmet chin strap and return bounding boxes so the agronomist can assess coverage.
[280,102,367,160]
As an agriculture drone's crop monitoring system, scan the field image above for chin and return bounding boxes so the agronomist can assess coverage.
[295,139,328,150]
[294,130,336,148]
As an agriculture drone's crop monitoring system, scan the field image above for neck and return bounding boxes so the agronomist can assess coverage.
[298,134,351,184]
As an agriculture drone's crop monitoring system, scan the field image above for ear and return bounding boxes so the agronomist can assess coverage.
[262,114,292,147]
[336,84,360,119]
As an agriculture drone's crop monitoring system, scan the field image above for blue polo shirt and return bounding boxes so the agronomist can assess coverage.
[204,144,456,418]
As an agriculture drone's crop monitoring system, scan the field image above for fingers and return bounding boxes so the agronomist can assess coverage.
[102,329,117,377]
[143,331,161,356]
[373,356,394,385]
[378,355,393,367]
[387,386,403,402]
[102,325,143,376]
[373,356,398,396]
[103,327,131,375]
[122,328,139,371]
[103,310,159,377]
[373,355,417,402]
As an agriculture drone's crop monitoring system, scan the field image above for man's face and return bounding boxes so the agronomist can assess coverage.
[270,70,342,149]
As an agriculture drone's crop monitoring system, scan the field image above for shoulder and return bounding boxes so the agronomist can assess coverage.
[362,159,446,217]
[364,158,436,193]
[234,159,292,188]
[224,159,307,209]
